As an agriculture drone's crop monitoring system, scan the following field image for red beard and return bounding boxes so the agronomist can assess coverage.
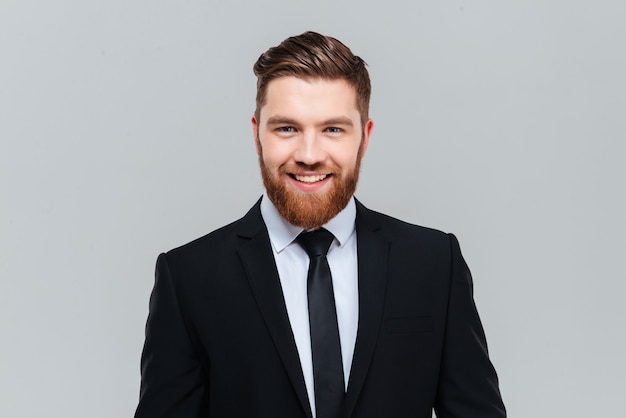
[259,153,362,230]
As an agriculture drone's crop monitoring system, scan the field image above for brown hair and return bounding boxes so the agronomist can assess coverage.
[253,31,371,127]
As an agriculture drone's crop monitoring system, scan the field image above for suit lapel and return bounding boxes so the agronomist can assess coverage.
[235,200,313,418]
[344,201,390,417]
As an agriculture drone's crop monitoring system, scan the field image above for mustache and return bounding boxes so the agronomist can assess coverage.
[279,163,340,175]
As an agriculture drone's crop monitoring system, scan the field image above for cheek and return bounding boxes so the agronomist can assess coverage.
[259,143,290,168]
[261,147,286,168]
[332,145,362,169]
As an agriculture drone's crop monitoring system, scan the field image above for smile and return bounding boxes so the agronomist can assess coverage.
[292,174,330,183]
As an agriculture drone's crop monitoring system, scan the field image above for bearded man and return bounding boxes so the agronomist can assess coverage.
[135,31,506,418]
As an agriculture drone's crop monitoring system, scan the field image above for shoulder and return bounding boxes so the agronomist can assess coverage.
[354,200,463,263]
[163,199,265,264]
[356,200,451,241]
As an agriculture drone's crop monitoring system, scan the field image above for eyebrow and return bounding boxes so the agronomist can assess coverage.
[322,116,354,127]
[265,115,354,127]
[266,116,299,127]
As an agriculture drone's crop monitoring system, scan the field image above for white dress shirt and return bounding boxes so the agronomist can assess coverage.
[260,194,359,417]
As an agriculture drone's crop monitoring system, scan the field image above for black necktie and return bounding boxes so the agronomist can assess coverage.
[297,228,345,418]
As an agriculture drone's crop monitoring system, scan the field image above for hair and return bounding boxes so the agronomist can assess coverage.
[253,31,371,127]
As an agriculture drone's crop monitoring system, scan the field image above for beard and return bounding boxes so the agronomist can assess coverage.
[259,148,363,230]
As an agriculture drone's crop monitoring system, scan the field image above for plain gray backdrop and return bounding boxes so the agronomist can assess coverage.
[1,1,625,417]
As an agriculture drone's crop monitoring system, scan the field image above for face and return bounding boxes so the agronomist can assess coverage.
[252,77,374,229]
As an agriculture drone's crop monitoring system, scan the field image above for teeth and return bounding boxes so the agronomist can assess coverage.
[294,174,328,183]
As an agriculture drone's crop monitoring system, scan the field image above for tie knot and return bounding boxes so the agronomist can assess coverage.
[297,228,335,257]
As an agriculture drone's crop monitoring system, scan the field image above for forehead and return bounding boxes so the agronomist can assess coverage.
[260,77,359,122]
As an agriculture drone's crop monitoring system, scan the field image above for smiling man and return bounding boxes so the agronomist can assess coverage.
[135,32,506,418]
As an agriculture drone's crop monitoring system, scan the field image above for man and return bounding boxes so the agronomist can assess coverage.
[135,31,506,418]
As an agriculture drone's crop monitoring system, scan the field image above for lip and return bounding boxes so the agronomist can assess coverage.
[287,172,333,192]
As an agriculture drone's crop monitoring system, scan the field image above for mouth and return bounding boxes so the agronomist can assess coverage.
[291,174,331,183]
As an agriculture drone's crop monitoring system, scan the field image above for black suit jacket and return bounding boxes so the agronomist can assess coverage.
[135,199,506,417]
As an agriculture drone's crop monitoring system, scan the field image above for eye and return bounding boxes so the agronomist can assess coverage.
[276,126,296,134]
[325,127,343,134]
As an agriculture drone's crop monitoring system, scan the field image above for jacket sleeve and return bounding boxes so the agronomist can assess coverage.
[433,234,506,418]
[134,253,209,418]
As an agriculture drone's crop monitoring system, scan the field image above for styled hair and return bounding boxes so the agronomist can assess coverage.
[253,31,371,126]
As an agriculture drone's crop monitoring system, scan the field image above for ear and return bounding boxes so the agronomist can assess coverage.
[251,114,262,156]
[359,118,374,158]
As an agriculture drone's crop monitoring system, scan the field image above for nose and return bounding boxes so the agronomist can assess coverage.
[293,132,326,166]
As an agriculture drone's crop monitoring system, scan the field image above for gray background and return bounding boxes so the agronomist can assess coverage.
[1,1,625,417]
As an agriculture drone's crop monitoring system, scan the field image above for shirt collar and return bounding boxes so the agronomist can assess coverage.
[260,193,357,253]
